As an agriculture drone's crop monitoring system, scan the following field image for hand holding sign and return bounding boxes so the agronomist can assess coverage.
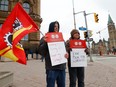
[45,32,67,66]
[70,40,87,67]
[64,52,69,59]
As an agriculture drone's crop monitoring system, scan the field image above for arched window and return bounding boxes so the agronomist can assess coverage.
[0,0,8,11]
[22,2,30,40]
[22,34,28,41]
[23,2,30,13]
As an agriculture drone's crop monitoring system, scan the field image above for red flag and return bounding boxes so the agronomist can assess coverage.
[1,2,39,46]
[0,3,39,64]
[0,44,26,65]
[13,44,27,65]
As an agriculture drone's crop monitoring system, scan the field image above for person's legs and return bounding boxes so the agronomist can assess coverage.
[68,67,77,87]
[26,53,28,60]
[57,70,65,87]
[41,56,44,62]
[77,67,84,87]
[36,54,38,59]
[31,53,33,58]
[46,70,57,87]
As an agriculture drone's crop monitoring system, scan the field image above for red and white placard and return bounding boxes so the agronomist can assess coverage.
[70,40,87,67]
[45,32,67,66]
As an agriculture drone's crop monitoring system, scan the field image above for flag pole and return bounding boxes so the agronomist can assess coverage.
[39,30,45,37]
[72,0,76,29]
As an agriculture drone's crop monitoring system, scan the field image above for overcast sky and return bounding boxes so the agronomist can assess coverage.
[40,0,116,43]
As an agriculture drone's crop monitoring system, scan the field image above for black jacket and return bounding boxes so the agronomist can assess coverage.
[39,37,66,70]
[38,21,66,70]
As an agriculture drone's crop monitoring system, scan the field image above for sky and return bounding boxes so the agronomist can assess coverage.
[40,0,116,43]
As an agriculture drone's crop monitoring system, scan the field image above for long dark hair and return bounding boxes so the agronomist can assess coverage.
[48,21,60,32]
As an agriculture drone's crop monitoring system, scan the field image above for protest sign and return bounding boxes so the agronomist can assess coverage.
[70,40,87,67]
[45,32,67,66]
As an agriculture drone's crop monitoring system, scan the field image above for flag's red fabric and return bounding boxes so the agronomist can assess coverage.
[0,3,39,65]
[13,44,27,65]
[1,2,39,46]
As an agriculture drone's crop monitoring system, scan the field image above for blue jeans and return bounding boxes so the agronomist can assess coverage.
[46,70,66,87]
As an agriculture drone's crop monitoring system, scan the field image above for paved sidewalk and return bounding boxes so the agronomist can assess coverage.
[0,57,116,87]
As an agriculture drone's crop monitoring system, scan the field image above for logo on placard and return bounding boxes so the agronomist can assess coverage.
[74,42,82,46]
[55,34,59,38]
[51,34,59,39]
[51,35,55,38]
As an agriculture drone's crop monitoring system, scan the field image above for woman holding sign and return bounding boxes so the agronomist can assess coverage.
[66,29,88,87]
[39,21,68,87]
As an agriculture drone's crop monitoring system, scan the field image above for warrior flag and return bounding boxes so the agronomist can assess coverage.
[0,3,39,64]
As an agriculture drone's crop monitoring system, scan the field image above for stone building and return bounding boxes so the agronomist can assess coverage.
[92,39,109,55]
[92,14,116,55]
[107,14,116,49]
[0,0,42,52]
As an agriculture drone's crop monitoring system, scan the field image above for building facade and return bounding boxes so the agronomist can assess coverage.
[107,15,116,49]
[0,0,42,52]
[92,14,116,55]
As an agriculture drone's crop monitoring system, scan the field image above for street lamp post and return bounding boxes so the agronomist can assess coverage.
[72,0,76,29]
[83,11,93,62]
[72,0,93,62]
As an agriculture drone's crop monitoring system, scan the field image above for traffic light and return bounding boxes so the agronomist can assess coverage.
[84,31,88,38]
[94,13,99,23]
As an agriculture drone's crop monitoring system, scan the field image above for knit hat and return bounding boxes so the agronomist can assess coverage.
[70,29,80,36]
[70,29,80,39]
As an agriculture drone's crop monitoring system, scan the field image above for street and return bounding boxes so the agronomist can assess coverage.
[91,55,116,69]
[0,55,116,87]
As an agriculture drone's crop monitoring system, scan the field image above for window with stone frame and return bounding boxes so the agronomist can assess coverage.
[22,2,30,14]
[21,2,30,41]
[0,0,9,11]
[21,34,28,41]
